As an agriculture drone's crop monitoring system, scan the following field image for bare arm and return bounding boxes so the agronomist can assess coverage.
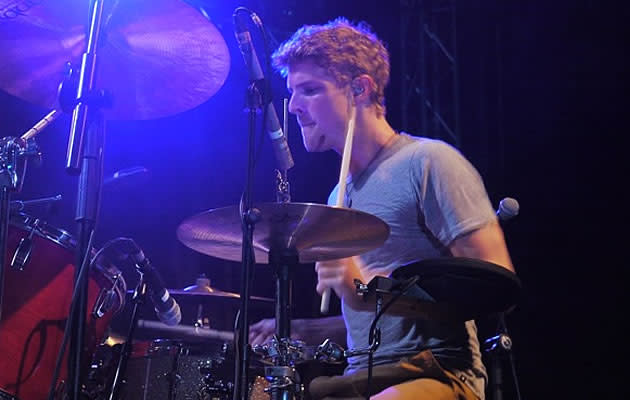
[449,220,515,273]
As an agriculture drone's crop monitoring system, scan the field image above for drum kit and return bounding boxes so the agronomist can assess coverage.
[0,1,522,400]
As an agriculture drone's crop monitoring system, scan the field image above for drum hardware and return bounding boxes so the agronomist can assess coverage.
[9,194,63,213]
[252,337,315,367]
[9,218,39,271]
[263,366,302,398]
[314,340,346,365]
[107,262,150,400]
[92,274,124,319]
[61,2,109,397]
[177,202,389,400]
[1,213,127,400]
[483,313,519,400]
[2,0,231,397]
[1,131,42,324]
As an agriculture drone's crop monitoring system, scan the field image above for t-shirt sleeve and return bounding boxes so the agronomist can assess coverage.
[328,185,340,206]
[410,140,497,245]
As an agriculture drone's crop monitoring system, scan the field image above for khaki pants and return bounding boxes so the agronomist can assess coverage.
[308,350,480,400]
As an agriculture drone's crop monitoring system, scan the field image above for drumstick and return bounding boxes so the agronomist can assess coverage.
[320,97,357,314]
[21,109,61,140]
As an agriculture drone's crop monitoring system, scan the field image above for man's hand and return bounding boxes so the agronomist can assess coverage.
[249,318,277,346]
[315,256,367,309]
[249,318,307,346]
[249,316,347,347]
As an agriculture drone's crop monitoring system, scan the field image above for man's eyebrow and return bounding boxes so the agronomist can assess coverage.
[288,80,318,91]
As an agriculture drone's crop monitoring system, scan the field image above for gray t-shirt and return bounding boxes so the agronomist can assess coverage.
[328,133,495,398]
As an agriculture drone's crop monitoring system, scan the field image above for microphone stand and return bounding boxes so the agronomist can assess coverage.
[64,1,110,398]
[108,269,148,400]
[484,312,520,400]
[233,81,262,400]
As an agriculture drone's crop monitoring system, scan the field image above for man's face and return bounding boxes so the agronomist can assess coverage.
[287,61,350,153]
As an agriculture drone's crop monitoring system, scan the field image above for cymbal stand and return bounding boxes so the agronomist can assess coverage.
[0,136,40,323]
[64,0,111,398]
[266,247,300,400]
[108,269,148,400]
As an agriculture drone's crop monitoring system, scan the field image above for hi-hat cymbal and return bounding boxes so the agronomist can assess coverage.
[176,202,390,264]
[0,0,230,120]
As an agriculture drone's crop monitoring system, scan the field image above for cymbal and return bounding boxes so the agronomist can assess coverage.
[176,202,390,264]
[363,257,522,322]
[0,0,230,120]
[126,288,273,303]
[168,289,274,303]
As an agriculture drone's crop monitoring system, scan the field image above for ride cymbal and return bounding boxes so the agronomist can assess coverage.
[0,0,230,120]
[176,202,390,264]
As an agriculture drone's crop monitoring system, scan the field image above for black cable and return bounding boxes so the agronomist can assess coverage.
[365,276,420,400]
[509,350,522,400]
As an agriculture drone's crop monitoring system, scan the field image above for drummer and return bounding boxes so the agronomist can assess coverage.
[249,17,514,400]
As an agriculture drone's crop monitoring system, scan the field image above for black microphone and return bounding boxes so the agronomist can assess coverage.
[496,197,519,222]
[128,244,181,326]
[233,9,294,171]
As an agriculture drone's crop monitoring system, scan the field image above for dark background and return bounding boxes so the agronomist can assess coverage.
[0,0,622,399]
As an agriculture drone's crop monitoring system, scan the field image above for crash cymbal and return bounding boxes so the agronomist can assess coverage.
[0,0,230,120]
[176,202,390,264]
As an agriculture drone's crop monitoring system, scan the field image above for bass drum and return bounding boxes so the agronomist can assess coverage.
[0,213,126,400]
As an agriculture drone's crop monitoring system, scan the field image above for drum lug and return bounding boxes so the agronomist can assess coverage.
[92,274,122,318]
[10,219,39,271]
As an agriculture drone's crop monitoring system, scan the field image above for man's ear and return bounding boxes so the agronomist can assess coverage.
[351,75,374,100]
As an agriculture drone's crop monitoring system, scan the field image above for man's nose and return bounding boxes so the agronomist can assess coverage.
[288,94,301,115]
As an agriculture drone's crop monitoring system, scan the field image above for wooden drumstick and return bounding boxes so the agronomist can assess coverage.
[320,97,356,314]
[21,109,61,140]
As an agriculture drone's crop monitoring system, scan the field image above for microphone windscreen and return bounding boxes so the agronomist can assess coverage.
[498,197,520,220]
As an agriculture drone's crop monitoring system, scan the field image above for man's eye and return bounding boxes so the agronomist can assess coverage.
[303,87,318,95]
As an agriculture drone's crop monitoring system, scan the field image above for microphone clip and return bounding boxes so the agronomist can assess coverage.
[245,78,272,113]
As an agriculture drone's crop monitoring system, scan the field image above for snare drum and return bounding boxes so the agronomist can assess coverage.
[0,213,126,400]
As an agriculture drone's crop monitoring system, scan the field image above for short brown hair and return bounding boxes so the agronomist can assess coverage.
[272,17,390,116]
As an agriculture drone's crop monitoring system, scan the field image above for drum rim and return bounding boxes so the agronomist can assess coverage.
[10,212,75,250]
[9,212,128,313]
